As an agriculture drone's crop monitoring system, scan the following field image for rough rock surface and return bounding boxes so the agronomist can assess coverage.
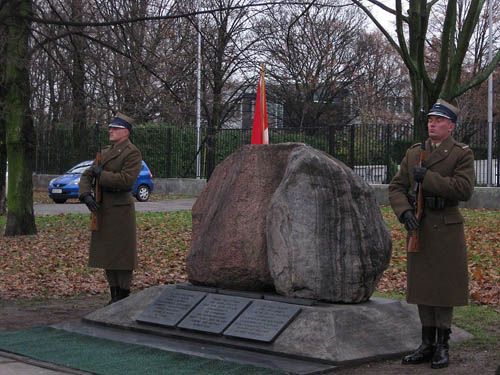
[267,145,392,302]
[187,143,304,290]
[187,143,392,301]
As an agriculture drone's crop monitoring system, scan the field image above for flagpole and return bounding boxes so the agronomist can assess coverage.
[260,64,266,143]
[487,0,493,186]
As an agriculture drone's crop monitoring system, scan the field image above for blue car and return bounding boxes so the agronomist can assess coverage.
[48,160,154,203]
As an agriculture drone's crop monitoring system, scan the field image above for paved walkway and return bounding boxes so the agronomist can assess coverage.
[0,351,90,375]
[34,198,196,216]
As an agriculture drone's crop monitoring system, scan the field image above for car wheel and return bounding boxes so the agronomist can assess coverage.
[53,199,67,204]
[136,185,150,202]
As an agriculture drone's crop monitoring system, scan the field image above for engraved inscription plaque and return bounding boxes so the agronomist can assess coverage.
[136,288,206,327]
[177,294,251,335]
[224,299,301,343]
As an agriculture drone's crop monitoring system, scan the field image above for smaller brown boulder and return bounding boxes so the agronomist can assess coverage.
[187,143,304,290]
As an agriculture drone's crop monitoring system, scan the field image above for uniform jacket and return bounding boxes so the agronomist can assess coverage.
[80,138,142,270]
[388,136,474,306]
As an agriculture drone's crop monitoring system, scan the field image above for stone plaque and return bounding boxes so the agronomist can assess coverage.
[224,300,301,343]
[136,288,206,327]
[177,294,251,335]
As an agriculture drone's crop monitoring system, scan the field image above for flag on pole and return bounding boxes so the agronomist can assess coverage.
[251,64,268,144]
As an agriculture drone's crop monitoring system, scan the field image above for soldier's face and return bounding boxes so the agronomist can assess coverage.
[427,115,455,143]
[109,127,130,145]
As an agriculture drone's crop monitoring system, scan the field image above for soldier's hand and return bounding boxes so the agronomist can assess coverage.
[80,193,100,212]
[90,164,103,178]
[413,166,427,183]
[402,210,419,231]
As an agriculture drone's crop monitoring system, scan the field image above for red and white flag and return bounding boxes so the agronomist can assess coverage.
[251,64,268,144]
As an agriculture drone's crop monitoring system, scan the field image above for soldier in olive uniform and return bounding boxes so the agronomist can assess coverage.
[389,99,475,369]
[79,113,142,304]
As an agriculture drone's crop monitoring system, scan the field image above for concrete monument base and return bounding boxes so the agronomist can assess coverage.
[56,285,472,374]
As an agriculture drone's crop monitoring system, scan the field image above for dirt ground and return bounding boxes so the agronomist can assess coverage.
[0,296,499,374]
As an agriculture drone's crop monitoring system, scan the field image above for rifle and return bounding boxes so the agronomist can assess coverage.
[407,81,427,253]
[90,121,102,231]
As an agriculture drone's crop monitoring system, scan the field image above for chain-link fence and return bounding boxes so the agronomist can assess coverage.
[35,122,500,186]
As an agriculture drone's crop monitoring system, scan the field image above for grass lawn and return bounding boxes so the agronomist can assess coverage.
[0,202,498,348]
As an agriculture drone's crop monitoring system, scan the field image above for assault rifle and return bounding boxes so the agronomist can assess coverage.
[90,121,102,231]
[408,82,427,253]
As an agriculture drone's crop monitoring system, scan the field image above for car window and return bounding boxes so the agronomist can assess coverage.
[67,164,91,174]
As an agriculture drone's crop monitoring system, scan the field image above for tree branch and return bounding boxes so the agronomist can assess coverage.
[26,1,316,27]
[350,0,402,56]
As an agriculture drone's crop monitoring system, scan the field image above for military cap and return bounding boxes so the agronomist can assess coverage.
[109,112,136,131]
[428,99,459,123]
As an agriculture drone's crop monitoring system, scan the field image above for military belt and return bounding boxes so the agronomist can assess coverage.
[102,187,131,193]
[424,197,458,210]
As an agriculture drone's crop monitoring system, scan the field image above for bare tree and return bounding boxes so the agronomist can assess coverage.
[0,17,7,216]
[196,0,263,176]
[352,0,500,138]
[257,2,368,128]
[2,0,37,236]
[351,31,412,125]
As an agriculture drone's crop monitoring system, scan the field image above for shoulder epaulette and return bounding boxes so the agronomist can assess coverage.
[410,143,421,149]
[453,141,469,150]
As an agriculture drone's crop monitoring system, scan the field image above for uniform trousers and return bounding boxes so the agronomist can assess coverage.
[105,270,133,290]
[418,304,453,329]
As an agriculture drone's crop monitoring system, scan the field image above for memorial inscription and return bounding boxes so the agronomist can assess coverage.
[177,294,251,335]
[136,288,206,327]
[224,299,301,343]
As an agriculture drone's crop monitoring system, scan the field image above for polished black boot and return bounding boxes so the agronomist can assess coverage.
[107,286,119,305]
[402,326,436,364]
[116,287,130,301]
[431,328,451,369]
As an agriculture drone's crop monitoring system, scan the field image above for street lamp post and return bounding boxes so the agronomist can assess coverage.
[196,13,202,179]
[487,0,493,186]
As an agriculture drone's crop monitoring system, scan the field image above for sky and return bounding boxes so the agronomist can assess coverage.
[368,1,396,32]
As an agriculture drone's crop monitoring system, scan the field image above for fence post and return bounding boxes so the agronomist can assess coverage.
[497,122,500,186]
[385,124,393,183]
[349,125,355,168]
[166,128,172,178]
[328,125,335,157]
[206,126,216,180]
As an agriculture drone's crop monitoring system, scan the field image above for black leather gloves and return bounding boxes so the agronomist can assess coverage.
[80,193,99,212]
[90,164,103,178]
[413,166,427,183]
[402,210,419,231]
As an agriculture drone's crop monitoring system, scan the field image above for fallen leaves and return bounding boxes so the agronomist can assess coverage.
[378,207,500,305]
[0,206,498,306]
[0,211,191,299]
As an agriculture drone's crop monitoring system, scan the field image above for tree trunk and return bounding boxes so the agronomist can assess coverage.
[71,0,87,164]
[0,12,7,216]
[4,0,36,236]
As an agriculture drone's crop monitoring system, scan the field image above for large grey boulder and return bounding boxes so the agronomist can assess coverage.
[267,146,392,302]
[187,143,392,302]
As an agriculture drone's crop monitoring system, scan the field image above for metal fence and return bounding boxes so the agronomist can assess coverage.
[35,122,500,186]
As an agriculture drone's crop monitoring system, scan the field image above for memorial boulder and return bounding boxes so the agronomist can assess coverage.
[267,146,392,302]
[187,143,392,302]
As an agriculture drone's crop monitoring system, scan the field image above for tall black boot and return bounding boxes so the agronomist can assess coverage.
[431,328,451,369]
[116,287,130,301]
[402,326,436,364]
[107,286,119,305]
